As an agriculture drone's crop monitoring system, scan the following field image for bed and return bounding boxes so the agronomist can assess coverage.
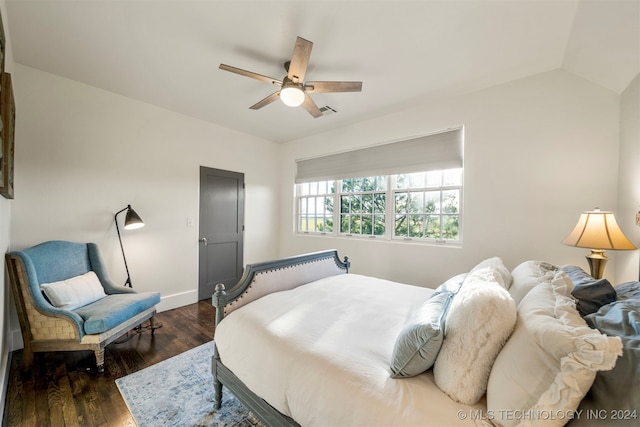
[211,250,638,427]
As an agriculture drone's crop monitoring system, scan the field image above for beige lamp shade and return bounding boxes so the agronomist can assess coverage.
[562,208,637,279]
[562,209,637,250]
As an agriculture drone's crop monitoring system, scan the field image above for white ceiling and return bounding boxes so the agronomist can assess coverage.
[5,0,639,143]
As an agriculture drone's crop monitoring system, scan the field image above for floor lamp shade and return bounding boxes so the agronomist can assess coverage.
[562,208,637,279]
[124,206,144,230]
[115,205,145,287]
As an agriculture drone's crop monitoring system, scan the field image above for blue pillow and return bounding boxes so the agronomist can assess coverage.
[390,291,454,378]
[434,273,466,295]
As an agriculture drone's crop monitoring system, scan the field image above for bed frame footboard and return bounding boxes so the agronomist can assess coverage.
[211,249,349,426]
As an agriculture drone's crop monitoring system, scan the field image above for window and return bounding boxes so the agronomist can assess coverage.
[296,168,462,244]
[298,181,335,234]
[294,127,464,244]
[393,170,461,241]
[339,176,386,236]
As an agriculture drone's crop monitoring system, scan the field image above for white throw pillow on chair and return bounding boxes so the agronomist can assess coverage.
[41,271,107,310]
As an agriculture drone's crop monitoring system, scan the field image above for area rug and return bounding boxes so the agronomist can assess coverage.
[116,341,263,426]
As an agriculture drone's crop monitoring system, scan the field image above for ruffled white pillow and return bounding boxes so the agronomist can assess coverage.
[486,271,623,427]
[509,260,559,306]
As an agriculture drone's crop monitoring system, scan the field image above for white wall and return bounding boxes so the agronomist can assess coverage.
[0,0,14,417]
[9,64,281,326]
[279,69,622,288]
[616,74,640,282]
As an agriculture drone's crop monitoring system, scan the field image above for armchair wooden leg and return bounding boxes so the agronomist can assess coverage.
[94,348,105,373]
[21,344,34,372]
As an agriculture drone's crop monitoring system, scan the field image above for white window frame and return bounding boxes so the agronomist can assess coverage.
[295,169,463,245]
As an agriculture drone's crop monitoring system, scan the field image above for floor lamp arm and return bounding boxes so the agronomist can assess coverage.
[115,207,133,287]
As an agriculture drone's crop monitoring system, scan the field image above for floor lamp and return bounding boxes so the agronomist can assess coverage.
[115,204,145,287]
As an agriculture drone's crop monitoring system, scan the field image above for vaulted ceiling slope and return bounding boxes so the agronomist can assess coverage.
[6,0,639,143]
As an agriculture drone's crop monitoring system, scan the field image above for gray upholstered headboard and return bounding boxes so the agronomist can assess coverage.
[212,250,349,325]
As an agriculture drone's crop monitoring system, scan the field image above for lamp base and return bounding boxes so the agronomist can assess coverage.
[586,249,608,279]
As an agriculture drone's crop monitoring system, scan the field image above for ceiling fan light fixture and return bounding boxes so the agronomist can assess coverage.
[280,85,305,107]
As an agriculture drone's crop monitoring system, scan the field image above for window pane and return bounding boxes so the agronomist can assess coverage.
[409,215,424,238]
[408,192,423,214]
[425,171,442,187]
[374,215,385,235]
[425,191,440,213]
[396,174,409,189]
[308,217,316,233]
[374,176,387,191]
[324,196,334,215]
[299,198,307,215]
[443,215,459,239]
[374,194,386,212]
[395,214,408,236]
[350,215,360,234]
[340,195,349,214]
[362,194,373,213]
[362,215,373,234]
[443,169,462,186]
[425,215,440,238]
[442,190,459,214]
[395,172,426,189]
[324,216,334,232]
[340,215,349,233]
[409,172,426,188]
[351,195,362,213]
[395,193,408,214]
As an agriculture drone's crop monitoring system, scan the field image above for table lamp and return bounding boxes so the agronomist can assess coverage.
[562,208,637,279]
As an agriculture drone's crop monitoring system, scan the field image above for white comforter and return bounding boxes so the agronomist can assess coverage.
[215,274,487,427]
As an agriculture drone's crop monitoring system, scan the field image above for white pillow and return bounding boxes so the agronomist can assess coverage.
[433,267,517,404]
[509,260,560,306]
[41,271,107,310]
[486,271,622,427]
[470,257,512,289]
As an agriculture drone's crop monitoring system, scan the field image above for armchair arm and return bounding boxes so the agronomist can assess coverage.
[87,243,136,295]
[9,252,87,340]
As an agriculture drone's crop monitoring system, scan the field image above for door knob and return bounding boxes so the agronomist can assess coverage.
[199,237,208,244]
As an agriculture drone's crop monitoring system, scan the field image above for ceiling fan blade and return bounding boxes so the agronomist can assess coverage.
[249,91,281,110]
[305,81,363,93]
[287,37,313,83]
[219,64,282,86]
[301,93,323,118]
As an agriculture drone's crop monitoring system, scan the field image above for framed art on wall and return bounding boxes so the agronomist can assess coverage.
[0,11,5,191]
[1,72,15,199]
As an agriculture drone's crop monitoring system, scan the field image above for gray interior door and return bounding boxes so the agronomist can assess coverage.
[198,167,244,301]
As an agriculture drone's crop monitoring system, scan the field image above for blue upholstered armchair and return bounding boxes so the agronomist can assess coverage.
[5,240,160,372]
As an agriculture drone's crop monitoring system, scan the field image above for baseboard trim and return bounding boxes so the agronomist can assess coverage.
[0,349,11,425]
[10,330,22,352]
[157,290,198,313]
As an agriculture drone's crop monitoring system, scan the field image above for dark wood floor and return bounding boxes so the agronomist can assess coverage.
[3,300,215,427]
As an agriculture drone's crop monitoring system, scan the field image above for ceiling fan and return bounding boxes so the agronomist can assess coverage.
[219,36,363,118]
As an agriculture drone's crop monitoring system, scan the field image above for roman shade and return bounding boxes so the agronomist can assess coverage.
[295,127,463,183]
